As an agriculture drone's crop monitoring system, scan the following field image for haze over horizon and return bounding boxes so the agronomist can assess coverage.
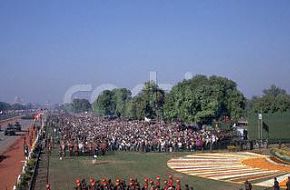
[1,0,290,104]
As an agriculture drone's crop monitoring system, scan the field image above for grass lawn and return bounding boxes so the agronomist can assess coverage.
[45,150,268,190]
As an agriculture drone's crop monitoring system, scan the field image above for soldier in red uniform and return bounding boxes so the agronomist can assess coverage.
[163,180,169,190]
[74,142,79,156]
[128,178,135,190]
[115,178,121,190]
[88,177,96,190]
[143,178,149,190]
[176,179,181,190]
[168,175,174,188]
[75,179,81,190]
[149,179,154,190]
[101,178,108,189]
[46,184,51,190]
[69,141,74,157]
[155,176,161,189]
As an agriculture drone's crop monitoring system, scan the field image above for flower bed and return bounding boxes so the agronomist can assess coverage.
[270,148,290,164]
[242,157,290,172]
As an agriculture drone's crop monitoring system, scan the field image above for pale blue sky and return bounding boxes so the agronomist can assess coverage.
[0,0,290,104]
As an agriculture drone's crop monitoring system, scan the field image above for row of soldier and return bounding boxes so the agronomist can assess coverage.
[73,176,189,190]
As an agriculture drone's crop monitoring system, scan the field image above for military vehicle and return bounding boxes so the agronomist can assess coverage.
[14,121,21,131]
[4,126,16,136]
[3,122,21,136]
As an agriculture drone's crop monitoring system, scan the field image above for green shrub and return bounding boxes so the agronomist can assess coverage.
[270,148,290,163]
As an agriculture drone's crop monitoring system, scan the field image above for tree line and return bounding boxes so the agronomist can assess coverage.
[248,85,290,113]
[65,75,290,125]
[0,102,36,111]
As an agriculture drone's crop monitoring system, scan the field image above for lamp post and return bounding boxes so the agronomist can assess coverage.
[258,113,263,140]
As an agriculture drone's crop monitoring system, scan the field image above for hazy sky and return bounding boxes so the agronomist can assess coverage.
[1,0,290,104]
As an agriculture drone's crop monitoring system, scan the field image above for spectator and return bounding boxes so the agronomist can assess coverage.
[273,177,280,190]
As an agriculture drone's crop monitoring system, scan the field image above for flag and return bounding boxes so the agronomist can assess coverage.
[144,117,151,123]
[262,122,269,133]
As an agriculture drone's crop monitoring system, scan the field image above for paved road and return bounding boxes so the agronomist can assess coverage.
[0,116,21,128]
[0,119,34,155]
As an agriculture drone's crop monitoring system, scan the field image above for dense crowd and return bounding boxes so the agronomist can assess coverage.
[49,114,234,158]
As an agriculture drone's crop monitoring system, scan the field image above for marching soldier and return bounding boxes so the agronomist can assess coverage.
[163,180,169,190]
[143,178,149,190]
[88,177,96,190]
[149,179,154,190]
[128,178,135,190]
[176,179,181,190]
[155,176,161,189]
[75,179,81,190]
[168,175,174,189]
[46,184,51,190]
[115,178,122,190]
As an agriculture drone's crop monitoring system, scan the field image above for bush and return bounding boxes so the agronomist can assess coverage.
[227,145,237,152]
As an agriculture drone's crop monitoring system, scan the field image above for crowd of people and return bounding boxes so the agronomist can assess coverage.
[49,113,234,158]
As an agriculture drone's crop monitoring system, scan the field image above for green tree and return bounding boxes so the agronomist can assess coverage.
[122,81,165,120]
[70,99,91,113]
[163,75,245,124]
[263,85,286,97]
[93,90,115,116]
[250,85,290,113]
[11,103,26,110]
[0,101,11,111]
[135,81,165,119]
[112,88,132,117]
[274,94,290,112]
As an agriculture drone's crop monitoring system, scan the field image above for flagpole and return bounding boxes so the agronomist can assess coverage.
[261,113,263,140]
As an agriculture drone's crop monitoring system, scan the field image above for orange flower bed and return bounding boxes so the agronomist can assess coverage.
[279,179,288,187]
[242,157,290,172]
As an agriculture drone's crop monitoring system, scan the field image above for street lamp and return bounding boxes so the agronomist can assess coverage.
[258,113,263,140]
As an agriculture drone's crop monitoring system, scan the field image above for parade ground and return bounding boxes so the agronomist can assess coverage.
[35,149,285,190]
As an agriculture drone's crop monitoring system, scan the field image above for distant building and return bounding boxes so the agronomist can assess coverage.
[13,96,24,104]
